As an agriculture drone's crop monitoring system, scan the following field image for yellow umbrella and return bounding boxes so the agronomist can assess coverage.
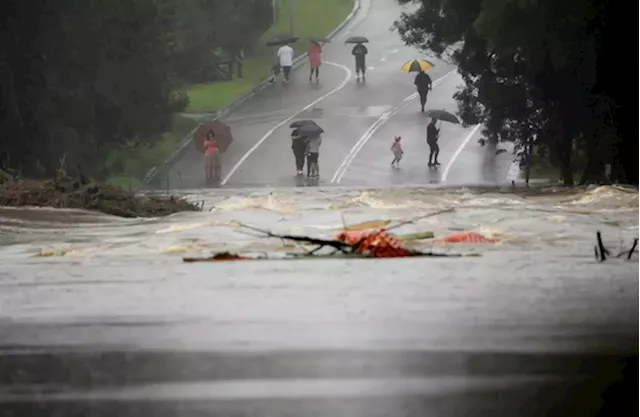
[401,59,435,72]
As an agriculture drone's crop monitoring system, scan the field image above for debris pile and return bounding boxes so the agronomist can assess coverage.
[0,175,200,218]
[181,209,502,262]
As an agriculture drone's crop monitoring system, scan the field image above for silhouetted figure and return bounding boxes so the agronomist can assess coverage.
[427,119,440,166]
[414,70,432,112]
[352,43,368,82]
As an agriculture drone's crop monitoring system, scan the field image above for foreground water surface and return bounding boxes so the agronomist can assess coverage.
[0,185,637,416]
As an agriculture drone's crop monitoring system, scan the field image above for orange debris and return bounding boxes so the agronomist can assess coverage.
[433,232,498,244]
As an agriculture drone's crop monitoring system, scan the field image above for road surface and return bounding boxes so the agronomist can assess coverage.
[167,0,514,189]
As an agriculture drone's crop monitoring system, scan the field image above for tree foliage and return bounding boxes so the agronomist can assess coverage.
[0,0,271,178]
[395,0,634,185]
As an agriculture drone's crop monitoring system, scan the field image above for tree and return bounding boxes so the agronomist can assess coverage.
[0,0,273,179]
[395,0,632,185]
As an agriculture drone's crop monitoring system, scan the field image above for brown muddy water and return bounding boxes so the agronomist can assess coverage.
[0,185,637,417]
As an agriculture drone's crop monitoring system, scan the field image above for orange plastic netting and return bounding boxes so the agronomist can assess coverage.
[336,229,413,258]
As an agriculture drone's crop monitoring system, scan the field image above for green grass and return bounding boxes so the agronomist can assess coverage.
[106,0,353,187]
[182,0,354,113]
[105,114,200,188]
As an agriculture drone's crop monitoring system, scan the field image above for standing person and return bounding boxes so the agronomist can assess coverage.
[203,130,218,181]
[234,48,244,79]
[277,43,294,83]
[390,136,404,167]
[351,43,368,82]
[426,119,441,167]
[291,129,307,175]
[308,42,322,83]
[414,69,433,112]
[306,134,322,178]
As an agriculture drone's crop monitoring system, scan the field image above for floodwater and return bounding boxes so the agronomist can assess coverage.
[0,185,638,416]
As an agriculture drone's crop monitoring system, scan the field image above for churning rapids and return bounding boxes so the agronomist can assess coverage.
[0,185,637,331]
[0,185,637,417]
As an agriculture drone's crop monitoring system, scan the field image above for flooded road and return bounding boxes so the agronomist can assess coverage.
[0,185,638,416]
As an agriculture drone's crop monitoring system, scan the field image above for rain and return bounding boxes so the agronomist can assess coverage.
[0,0,636,416]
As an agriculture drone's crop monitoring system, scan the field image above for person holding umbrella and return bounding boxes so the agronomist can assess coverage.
[415,70,433,112]
[266,34,298,84]
[426,118,440,167]
[194,121,234,182]
[291,120,324,178]
[291,128,308,175]
[352,43,368,82]
[277,43,294,83]
[203,130,219,181]
[401,59,435,112]
[307,39,323,83]
[424,110,460,167]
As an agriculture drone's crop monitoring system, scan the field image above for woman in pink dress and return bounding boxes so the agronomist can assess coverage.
[308,42,322,83]
[203,130,219,181]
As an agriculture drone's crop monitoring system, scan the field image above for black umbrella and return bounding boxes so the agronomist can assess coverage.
[425,109,460,124]
[291,128,306,139]
[290,119,318,129]
[345,35,369,44]
[266,34,299,47]
[297,123,324,137]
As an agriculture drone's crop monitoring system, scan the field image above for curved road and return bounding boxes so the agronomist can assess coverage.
[168,0,514,189]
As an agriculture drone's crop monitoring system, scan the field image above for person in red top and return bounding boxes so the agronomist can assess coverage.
[308,42,322,83]
[203,130,219,181]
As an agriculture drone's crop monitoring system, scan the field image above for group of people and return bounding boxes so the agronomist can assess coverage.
[204,38,443,181]
[388,119,440,169]
[274,41,369,84]
[261,40,443,178]
[394,69,440,168]
[291,129,322,178]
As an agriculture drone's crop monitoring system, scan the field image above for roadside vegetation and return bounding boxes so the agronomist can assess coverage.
[0,174,200,218]
[183,0,354,114]
[396,0,634,186]
[0,0,353,189]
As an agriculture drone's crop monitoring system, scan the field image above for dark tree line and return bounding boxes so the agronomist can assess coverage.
[0,0,271,178]
[395,0,636,185]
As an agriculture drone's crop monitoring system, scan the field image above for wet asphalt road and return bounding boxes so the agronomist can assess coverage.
[167,0,513,189]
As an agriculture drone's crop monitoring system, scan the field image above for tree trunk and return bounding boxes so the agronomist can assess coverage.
[558,124,574,186]
[580,136,605,185]
[617,132,638,185]
[524,140,532,187]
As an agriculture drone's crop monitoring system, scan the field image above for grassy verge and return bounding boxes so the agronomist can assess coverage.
[105,114,200,189]
[182,0,354,113]
[105,0,353,188]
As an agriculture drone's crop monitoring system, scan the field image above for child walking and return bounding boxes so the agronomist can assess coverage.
[391,136,403,167]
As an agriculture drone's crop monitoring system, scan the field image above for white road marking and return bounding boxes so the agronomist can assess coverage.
[221,61,352,185]
[331,69,456,183]
[441,123,482,182]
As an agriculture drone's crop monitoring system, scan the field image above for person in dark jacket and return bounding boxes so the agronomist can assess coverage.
[414,70,432,112]
[351,43,368,82]
[426,118,440,166]
[291,129,307,175]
